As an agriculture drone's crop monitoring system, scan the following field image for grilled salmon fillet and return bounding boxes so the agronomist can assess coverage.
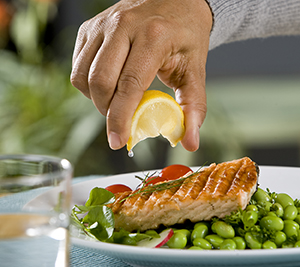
[109,157,259,232]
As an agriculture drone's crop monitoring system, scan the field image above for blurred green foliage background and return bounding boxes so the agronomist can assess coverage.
[1,0,299,177]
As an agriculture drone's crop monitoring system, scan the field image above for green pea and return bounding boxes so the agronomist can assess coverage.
[167,232,187,249]
[298,229,300,241]
[260,216,284,231]
[246,204,258,212]
[242,210,258,228]
[283,205,298,220]
[220,239,237,250]
[188,246,203,250]
[274,231,286,247]
[275,193,294,209]
[212,221,235,239]
[193,238,212,250]
[295,241,300,248]
[191,225,208,241]
[245,232,262,249]
[233,236,246,250]
[253,188,271,203]
[205,234,224,249]
[271,203,284,217]
[295,215,300,225]
[283,220,299,238]
[262,240,277,249]
[174,229,191,240]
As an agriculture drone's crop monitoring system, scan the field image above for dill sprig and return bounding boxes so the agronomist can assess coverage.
[119,165,206,203]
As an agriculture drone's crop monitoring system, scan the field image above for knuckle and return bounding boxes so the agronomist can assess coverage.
[118,71,143,91]
[88,72,114,95]
[144,18,170,42]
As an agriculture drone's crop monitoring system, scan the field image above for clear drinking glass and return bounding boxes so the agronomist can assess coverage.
[0,154,73,267]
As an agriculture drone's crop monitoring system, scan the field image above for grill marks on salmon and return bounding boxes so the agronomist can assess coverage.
[109,157,259,232]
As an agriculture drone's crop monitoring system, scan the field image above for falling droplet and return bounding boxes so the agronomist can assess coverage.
[128,150,134,158]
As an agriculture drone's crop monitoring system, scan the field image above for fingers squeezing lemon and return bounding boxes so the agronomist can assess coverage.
[126,90,185,152]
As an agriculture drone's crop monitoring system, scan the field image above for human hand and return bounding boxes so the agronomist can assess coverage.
[70,0,213,152]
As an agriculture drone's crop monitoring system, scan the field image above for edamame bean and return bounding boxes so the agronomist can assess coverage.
[275,193,294,209]
[283,205,298,220]
[212,221,235,239]
[295,215,300,225]
[193,238,212,250]
[245,232,262,249]
[253,188,271,203]
[194,221,210,229]
[260,216,284,231]
[246,205,258,212]
[233,236,246,250]
[242,210,258,228]
[191,225,208,241]
[262,240,277,249]
[283,220,299,238]
[271,203,284,217]
[274,231,286,247]
[174,229,191,240]
[167,232,187,249]
[220,239,237,250]
[205,234,224,249]
[267,212,277,217]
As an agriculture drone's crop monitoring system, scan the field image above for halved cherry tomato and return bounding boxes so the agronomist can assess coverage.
[160,164,193,180]
[105,184,132,194]
[145,164,193,186]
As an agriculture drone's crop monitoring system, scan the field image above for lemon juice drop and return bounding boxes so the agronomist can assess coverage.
[128,150,134,158]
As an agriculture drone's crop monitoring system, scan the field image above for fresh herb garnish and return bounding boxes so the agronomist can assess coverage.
[120,167,204,203]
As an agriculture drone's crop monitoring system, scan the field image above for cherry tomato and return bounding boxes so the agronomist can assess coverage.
[105,184,132,194]
[145,164,193,186]
[145,176,168,186]
[160,164,193,181]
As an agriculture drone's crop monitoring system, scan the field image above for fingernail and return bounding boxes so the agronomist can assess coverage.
[108,132,121,150]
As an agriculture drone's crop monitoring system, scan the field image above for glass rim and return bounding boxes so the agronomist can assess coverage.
[0,154,73,187]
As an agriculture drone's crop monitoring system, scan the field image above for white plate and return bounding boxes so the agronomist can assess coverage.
[33,166,300,266]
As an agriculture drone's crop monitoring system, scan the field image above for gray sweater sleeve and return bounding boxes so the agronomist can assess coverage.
[207,0,300,50]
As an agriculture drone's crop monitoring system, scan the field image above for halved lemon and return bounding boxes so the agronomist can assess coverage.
[126,90,185,151]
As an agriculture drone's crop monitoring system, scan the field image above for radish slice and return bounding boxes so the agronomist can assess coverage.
[137,229,174,248]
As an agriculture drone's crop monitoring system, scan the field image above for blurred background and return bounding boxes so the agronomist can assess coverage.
[0,0,299,177]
